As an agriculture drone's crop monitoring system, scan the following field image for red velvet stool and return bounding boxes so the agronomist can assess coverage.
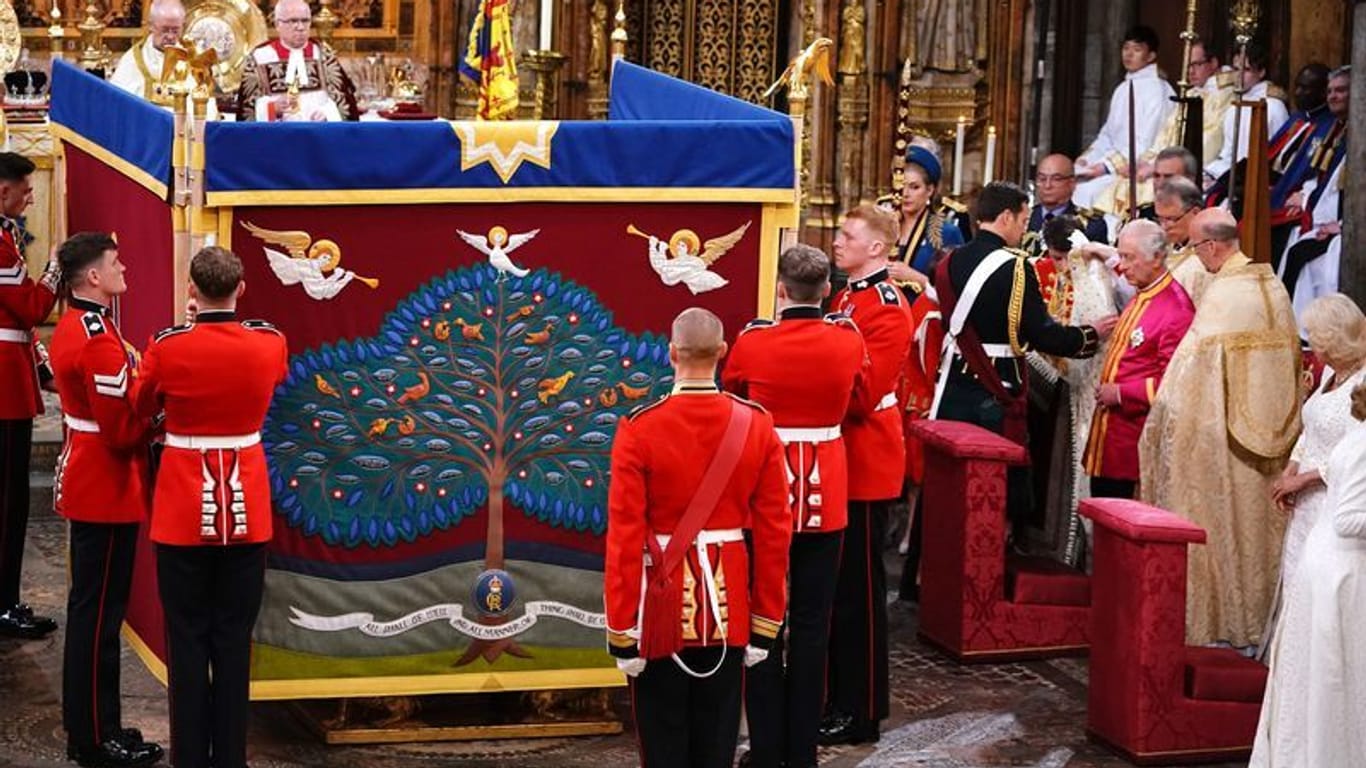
[1080,498,1266,764]
[912,421,1090,662]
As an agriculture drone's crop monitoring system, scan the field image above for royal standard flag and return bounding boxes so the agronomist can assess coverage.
[459,0,519,120]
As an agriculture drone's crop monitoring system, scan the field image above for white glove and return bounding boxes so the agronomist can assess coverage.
[616,656,647,677]
[744,645,769,668]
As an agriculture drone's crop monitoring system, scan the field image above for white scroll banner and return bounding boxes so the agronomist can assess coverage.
[288,600,606,641]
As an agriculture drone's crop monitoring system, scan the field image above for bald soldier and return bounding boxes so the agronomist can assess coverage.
[605,308,791,768]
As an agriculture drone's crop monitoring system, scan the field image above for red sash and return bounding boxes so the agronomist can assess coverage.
[638,401,752,658]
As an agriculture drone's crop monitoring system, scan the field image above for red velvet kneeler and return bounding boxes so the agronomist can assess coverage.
[1081,498,1265,765]
[914,421,1090,662]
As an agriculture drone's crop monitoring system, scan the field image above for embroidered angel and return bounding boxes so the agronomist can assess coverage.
[626,221,751,295]
[242,222,379,301]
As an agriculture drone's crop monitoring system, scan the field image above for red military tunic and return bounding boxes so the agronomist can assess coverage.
[133,312,288,546]
[605,383,791,658]
[50,297,151,523]
[1083,271,1195,481]
[721,305,872,533]
[904,290,943,484]
[833,268,914,501]
[0,219,58,419]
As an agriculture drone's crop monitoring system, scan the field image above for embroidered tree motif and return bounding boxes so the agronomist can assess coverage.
[265,265,673,661]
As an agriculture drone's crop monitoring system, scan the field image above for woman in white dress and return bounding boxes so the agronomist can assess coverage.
[1262,294,1366,646]
[1251,379,1366,767]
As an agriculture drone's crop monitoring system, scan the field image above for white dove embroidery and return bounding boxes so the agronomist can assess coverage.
[456,226,539,281]
[243,222,378,301]
[646,222,751,295]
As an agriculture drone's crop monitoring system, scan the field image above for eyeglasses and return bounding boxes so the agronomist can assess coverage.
[1035,174,1075,185]
[1157,207,1195,225]
[277,17,311,26]
[1188,59,1210,68]
[1189,238,1213,250]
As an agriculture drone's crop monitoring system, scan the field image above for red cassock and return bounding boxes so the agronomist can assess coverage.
[903,291,944,484]
[1083,271,1195,481]
[721,305,872,533]
[132,313,289,546]
[833,271,914,501]
[0,222,58,419]
[604,385,791,659]
[50,298,152,523]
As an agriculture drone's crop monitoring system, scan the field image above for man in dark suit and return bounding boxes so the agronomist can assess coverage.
[1024,154,1108,258]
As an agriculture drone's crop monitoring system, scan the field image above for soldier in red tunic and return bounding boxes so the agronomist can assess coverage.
[821,204,914,746]
[132,246,288,768]
[722,244,871,768]
[50,232,163,767]
[605,308,791,768]
[1083,220,1195,499]
[0,152,61,640]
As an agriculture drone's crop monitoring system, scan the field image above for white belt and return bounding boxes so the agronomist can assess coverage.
[165,432,261,450]
[775,425,841,444]
[874,392,898,411]
[981,343,1020,358]
[639,527,743,680]
[64,415,100,433]
[0,328,30,343]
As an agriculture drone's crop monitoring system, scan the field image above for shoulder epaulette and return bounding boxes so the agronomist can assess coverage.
[81,312,108,338]
[723,391,768,413]
[242,319,282,335]
[875,193,898,212]
[626,394,670,421]
[1074,206,1101,221]
[876,283,901,305]
[823,312,859,331]
[153,323,193,343]
[739,318,776,335]
[940,197,968,214]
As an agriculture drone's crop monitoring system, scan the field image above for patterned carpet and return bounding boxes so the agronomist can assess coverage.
[0,508,1249,768]
[4,410,1244,766]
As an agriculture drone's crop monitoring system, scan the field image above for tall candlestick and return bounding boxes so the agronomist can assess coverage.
[983,124,997,186]
[539,0,553,51]
[952,115,966,196]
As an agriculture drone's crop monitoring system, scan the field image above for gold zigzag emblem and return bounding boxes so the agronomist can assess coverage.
[450,121,559,184]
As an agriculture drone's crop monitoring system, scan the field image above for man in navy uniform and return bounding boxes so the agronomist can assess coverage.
[932,182,1117,540]
[1024,154,1108,258]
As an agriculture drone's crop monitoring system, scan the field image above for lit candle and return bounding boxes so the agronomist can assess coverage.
[952,115,966,197]
[983,124,997,186]
[539,0,553,51]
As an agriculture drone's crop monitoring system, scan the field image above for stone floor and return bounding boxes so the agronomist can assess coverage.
[0,499,1249,768]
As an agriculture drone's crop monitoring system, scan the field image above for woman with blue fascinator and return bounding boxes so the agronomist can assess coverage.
[888,145,966,292]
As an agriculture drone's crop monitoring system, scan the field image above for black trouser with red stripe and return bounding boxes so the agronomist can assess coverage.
[631,646,742,768]
[826,500,890,725]
[157,543,268,768]
[63,521,138,748]
[745,530,843,768]
[0,419,33,608]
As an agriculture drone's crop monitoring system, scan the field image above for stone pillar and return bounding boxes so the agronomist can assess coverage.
[1344,2,1366,309]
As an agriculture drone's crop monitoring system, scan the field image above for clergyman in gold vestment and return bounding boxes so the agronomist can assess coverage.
[1139,209,1301,647]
